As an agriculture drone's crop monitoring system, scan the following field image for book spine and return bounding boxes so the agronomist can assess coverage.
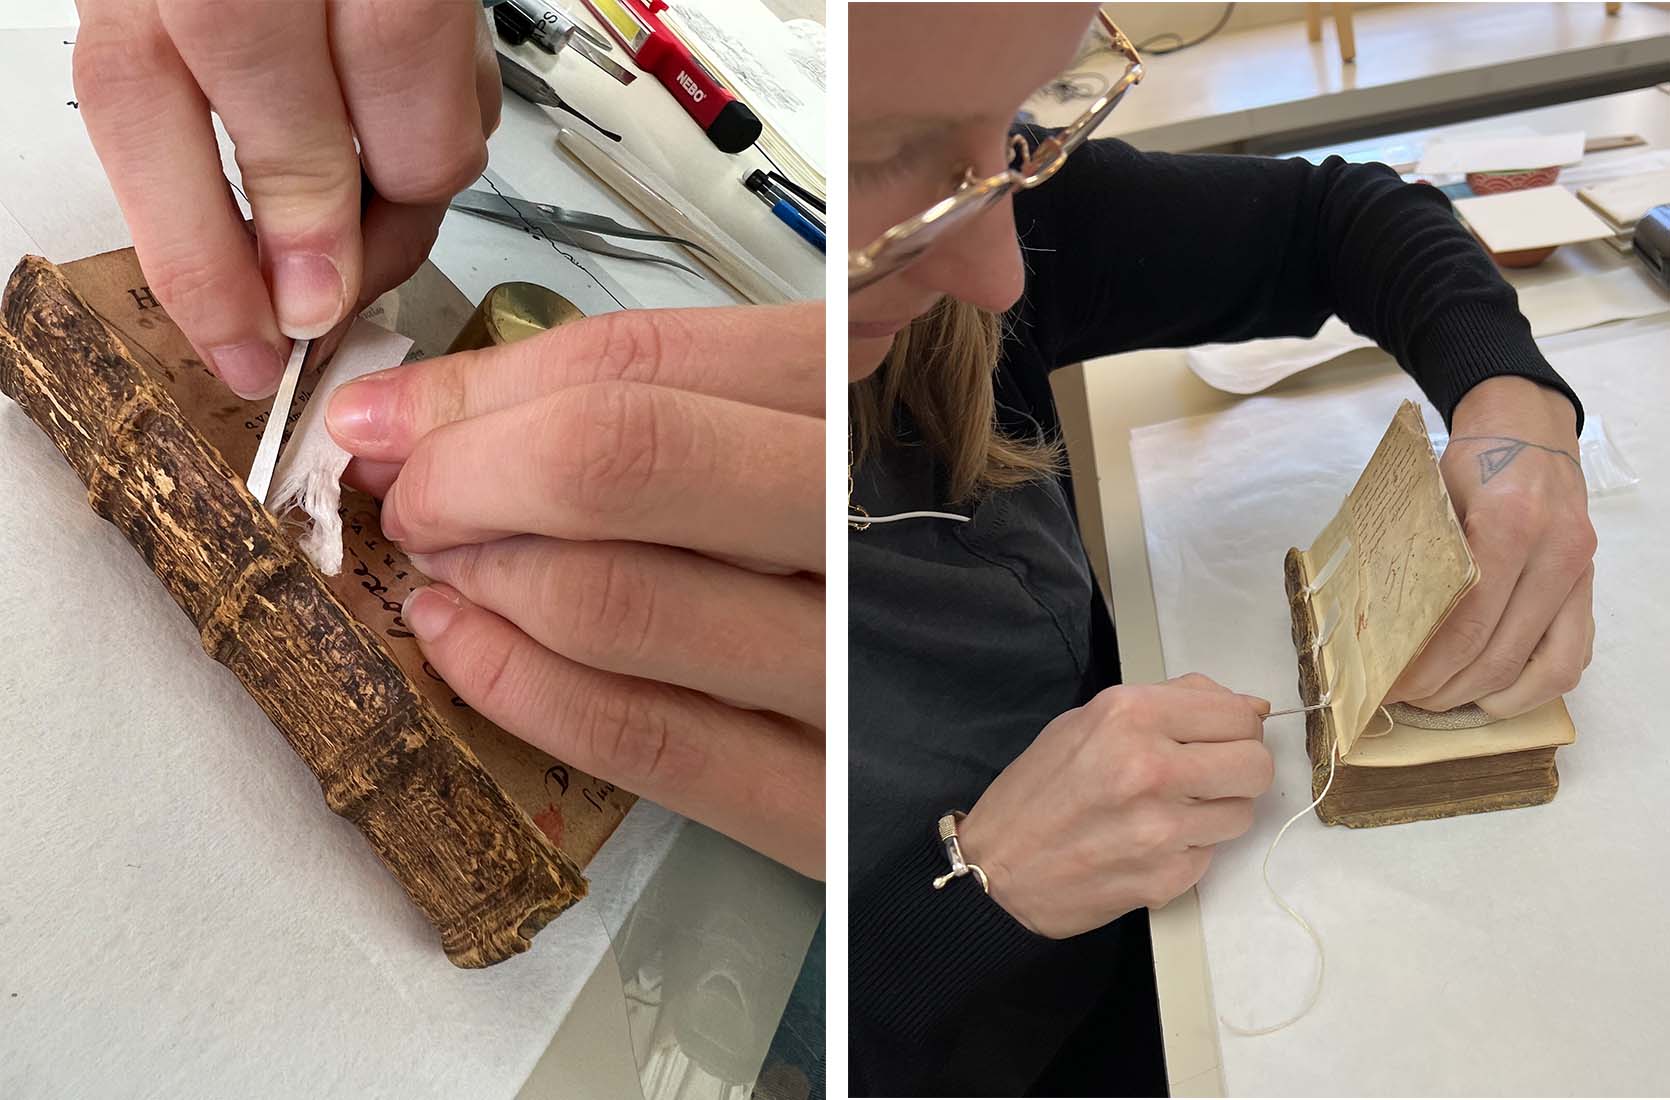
[1282,546,1341,822]
[0,256,585,967]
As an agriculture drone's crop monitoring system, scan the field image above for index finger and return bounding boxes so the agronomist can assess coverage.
[1151,687,1268,744]
[1390,523,1527,703]
[327,302,825,462]
[1168,672,1270,715]
[74,2,289,397]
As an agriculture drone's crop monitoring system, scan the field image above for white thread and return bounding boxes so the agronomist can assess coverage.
[846,510,971,524]
[1262,688,1332,720]
[1222,704,1393,1037]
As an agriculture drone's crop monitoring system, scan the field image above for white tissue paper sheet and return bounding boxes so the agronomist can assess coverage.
[1130,319,1666,1095]
[1186,265,1670,394]
[266,317,413,575]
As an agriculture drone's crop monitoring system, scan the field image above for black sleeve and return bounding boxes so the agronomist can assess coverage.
[849,830,1051,1084]
[1012,134,1583,430]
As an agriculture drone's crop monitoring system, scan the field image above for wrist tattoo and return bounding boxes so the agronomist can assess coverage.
[1447,435,1581,485]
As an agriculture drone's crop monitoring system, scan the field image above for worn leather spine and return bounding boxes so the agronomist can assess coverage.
[0,256,585,966]
[1283,546,1341,822]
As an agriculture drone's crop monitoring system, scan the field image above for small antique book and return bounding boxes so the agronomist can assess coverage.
[1283,401,1577,827]
[0,253,634,966]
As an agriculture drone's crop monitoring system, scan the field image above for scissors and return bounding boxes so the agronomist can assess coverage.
[448,187,713,278]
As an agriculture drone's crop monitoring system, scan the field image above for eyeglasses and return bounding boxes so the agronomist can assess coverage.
[848,12,1144,294]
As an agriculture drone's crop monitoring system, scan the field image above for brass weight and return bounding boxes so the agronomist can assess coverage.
[446,281,586,353]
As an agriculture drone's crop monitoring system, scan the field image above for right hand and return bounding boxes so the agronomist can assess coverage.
[328,303,827,877]
[73,0,501,398]
[959,674,1273,939]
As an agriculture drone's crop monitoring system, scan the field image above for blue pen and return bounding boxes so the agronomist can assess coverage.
[768,197,826,252]
[744,172,826,252]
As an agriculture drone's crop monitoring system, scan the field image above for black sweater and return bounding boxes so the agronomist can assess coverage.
[849,137,1581,1097]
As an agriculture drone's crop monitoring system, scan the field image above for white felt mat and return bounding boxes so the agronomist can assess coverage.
[1132,318,1667,1095]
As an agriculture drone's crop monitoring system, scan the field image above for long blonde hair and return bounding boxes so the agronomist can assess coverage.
[850,297,1062,504]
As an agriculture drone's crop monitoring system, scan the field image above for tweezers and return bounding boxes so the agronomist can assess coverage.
[448,188,713,278]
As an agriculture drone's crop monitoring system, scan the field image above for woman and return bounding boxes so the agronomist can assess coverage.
[71,0,825,877]
[849,3,1595,1094]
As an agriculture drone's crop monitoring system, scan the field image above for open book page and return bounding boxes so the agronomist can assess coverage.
[1302,401,1478,757]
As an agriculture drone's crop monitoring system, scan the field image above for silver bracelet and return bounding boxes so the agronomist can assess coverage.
[931,811,990,894]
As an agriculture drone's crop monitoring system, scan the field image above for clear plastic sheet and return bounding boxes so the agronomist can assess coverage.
[1430,413,1641,497]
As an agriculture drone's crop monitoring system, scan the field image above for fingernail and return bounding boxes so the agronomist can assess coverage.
[272,251,348,340]
[380,498,406,542]
[209,341,284,399]
[327,373,396,449]
[405,550,437,576]
[403,584,463,640]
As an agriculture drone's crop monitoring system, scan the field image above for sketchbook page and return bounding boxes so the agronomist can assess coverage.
[1345,696,1576,768]
[1319,401,1478,757]
[1129,318,1662,1094]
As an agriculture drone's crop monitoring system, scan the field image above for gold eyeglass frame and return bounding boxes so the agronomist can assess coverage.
[848,12,1144,294]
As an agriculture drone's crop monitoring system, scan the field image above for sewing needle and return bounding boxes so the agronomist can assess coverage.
[1263,701,1329,719]
[245,338,308,507]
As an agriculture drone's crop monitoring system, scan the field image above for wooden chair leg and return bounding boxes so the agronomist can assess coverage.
[1333,2,1356,62]
[1306,2,1323,42]
[1606,2,1622,14]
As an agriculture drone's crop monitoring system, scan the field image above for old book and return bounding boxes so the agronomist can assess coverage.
[0,252,632,966]
[1283,400,1577,827]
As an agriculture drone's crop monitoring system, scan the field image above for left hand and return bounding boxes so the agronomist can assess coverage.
[1388,376,1596,718]
[326,303,826,877]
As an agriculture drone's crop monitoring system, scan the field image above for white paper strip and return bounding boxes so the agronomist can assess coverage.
[265,317,413,575]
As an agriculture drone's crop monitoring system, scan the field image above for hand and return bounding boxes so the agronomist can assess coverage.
[958,674,1272,939]
[1388,378,1596,719]
[326,303,826,877]
[73,0,501,398]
